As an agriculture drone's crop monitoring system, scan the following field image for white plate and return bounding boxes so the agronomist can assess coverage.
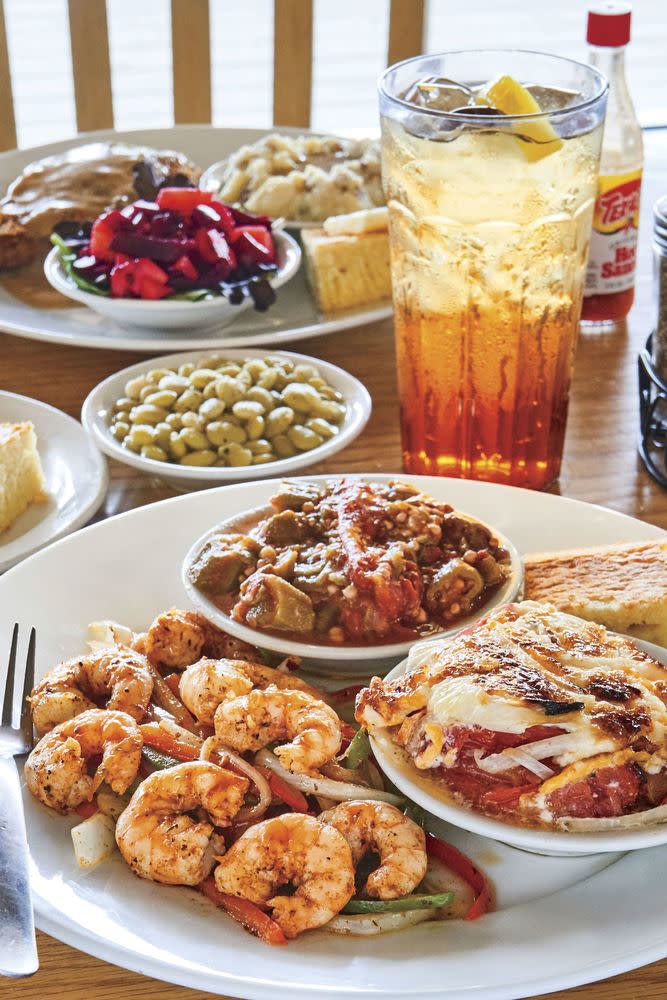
[81,349,372,491]
[0,391,107,572]
[182,479,523,670]
[3,476,667,998]
[371,636,667,856]
[0,126,392,352]
[43,230,301,331]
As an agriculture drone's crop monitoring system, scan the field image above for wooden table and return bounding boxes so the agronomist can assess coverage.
[4,131,667,1000]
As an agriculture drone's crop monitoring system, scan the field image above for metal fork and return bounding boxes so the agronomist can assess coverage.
[0,624,38,977]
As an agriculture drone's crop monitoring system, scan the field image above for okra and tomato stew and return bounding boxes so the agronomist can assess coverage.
[187,477,513,645]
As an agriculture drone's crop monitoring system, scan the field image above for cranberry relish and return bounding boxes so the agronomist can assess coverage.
[51,188,279,311]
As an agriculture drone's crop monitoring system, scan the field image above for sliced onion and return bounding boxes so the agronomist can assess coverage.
[148,663,198,733]
[511,733,577,759]
[473,748,515,774]
[365,759,386,792]
[502,747,554,780]
[201,737,272,822]
[325,909,433,936]
[557,801,667,832]
[474,733,576,775]
[255,749,403,805]
[322,761,367,784]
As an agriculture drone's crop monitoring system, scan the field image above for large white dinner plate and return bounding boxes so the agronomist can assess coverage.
[0,391,107,572]
[2,475,667,999]
[0,126,392,352]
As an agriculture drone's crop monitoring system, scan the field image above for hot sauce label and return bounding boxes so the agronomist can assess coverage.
[585,169,642,295]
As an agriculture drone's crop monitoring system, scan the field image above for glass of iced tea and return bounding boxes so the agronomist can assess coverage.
[380,51,608,489]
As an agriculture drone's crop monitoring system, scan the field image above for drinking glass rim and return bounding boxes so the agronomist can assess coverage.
[379,48,609,123]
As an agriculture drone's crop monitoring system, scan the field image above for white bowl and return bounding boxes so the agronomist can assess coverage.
[81,349,372,492]
[370,636,667,856]
[43,230,301,331]
[181,475,523,672]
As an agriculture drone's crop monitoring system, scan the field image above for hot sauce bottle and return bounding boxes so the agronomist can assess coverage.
[582,3,643,326]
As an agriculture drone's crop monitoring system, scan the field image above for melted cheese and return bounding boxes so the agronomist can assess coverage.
[426,674,618,766]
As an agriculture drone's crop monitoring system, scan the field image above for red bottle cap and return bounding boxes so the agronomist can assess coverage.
[587,4,632,47]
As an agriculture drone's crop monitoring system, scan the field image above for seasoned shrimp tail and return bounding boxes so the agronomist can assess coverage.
[179,658,254,724]
[179,657,325,725]
[214,813,355,938]
[144,608,258,669]
[24,709,142,814]
[115,761,249,886]
[319,800,427,899]
[29,646,153,734]
[213,685,341,772]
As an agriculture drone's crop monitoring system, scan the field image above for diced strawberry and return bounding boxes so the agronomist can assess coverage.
[171,254,198,280]
[156,187,215,218]
[90,210,128,263]
[231,225,275,264]
[208,201,236,235]
[195,228,237,276]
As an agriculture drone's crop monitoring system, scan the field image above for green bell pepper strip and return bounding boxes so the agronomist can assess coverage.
[343,727,371,770]
[141,745,181,771]
[342,891,453,914]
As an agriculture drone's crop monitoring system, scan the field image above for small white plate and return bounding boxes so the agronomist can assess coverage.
[0,392,107,572]
[3,476,667,998]
[0,126,393,352]
[371,636,667,856]
[81,350,372,491]
[43,230,301,331]
[182,475,523,671]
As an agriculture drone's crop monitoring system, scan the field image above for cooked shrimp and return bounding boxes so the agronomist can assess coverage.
[179,659,254,724]
[29,647,153,735]
[24,709,142,814]
[115,761,249,886]
[179,657,324,725]
[143,608,257,668]
[319,801,427,899]
[213,685,341,772]
[214,813,355,938]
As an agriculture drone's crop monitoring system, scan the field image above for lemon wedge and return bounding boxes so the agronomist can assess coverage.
[483,75,564,161]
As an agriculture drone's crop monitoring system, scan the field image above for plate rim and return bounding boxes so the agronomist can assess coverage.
[0,390,108,572]
[4,474,667,998]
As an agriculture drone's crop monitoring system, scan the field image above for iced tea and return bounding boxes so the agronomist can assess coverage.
[380,52,608,489]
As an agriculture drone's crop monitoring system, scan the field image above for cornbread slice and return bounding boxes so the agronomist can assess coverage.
[301,211,391,312]
[0,422,47,533]
[523,539,667,646]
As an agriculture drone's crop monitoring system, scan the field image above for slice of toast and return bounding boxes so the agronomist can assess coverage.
[523,539,667,646]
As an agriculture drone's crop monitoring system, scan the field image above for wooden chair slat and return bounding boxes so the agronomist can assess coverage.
[387,0,425,67]
[0,0,17,151]
[273,0,313,128]
[171,0,211,124]
[67,0,113,132]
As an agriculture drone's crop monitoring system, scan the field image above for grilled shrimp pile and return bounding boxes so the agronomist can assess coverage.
[25,607,490,943]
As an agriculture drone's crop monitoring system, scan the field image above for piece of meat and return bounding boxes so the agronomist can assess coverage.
[0,214,34,269]
[546,762,643,819]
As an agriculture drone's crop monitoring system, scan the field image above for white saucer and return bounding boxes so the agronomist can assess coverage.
[0,391,107,572]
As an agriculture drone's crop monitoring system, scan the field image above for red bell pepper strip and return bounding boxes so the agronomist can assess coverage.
[256,765,309,813]
[482,784,537,805]
[425,832,491,920]
[75,799,99,819]
[162,672,183,701]
[140,723,201,762]
[327,684,366,706]
[200,877,287,946]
